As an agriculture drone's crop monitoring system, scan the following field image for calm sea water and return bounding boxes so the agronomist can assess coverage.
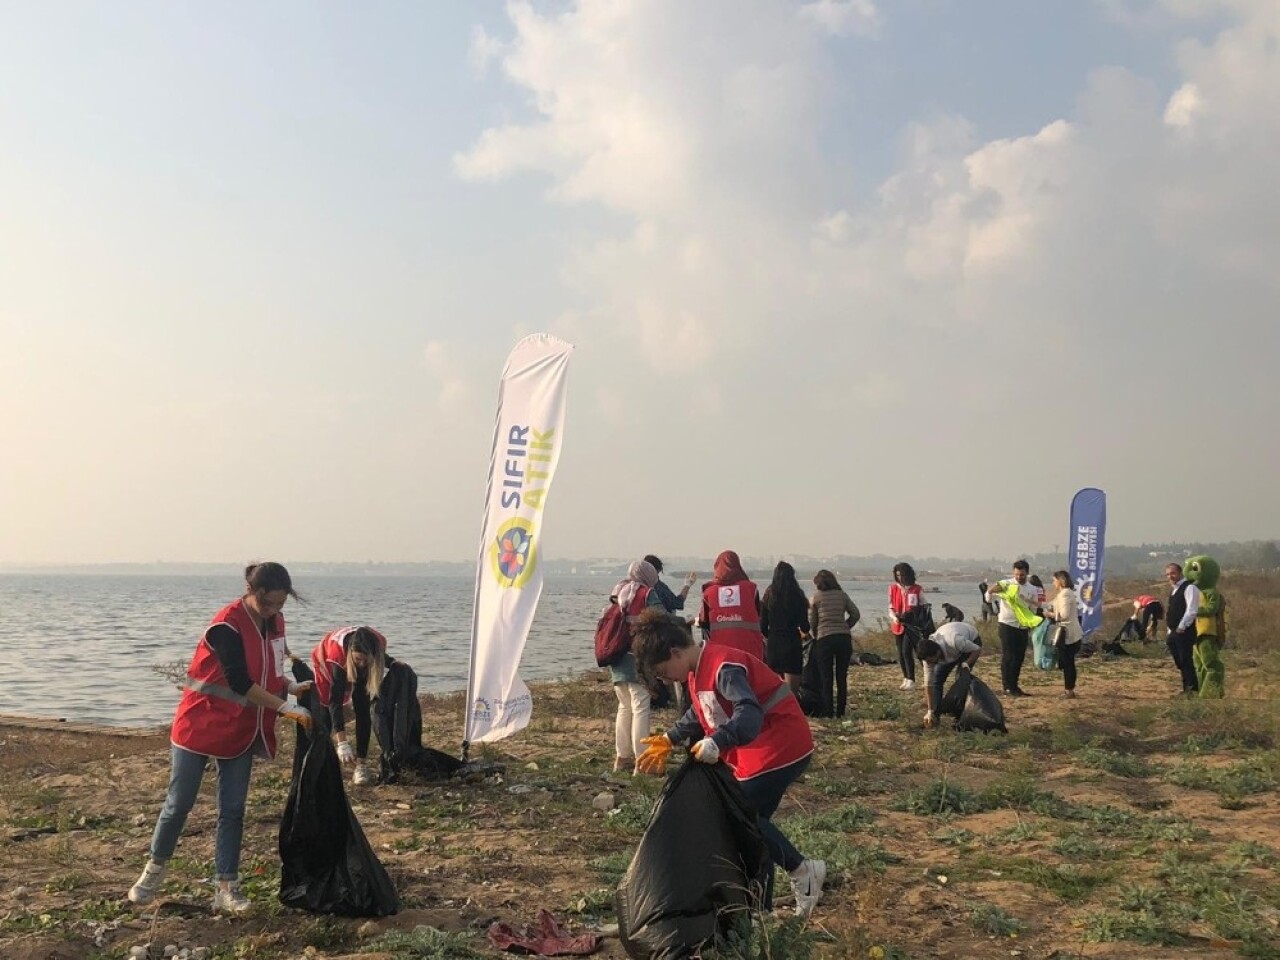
[0,574,982,726]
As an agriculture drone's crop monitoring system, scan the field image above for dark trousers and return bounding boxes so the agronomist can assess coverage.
[314,684,373,757]
[998,623,1029,693]
[737,754,808,873]
[814,634,853,717]
[1168,629,1199,692]
[739,754,810,907]
[895,632,916,681]
[928,659,963,718]
[1058,641,1079,691]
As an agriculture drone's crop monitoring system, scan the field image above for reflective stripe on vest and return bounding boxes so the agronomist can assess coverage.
[183,676,248,706]
[761,684,791,712]
[708,620,750,633]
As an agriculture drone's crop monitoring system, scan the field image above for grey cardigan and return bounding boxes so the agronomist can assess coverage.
[809,589,861,639]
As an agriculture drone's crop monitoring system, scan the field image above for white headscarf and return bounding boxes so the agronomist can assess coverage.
[612,559,659,613]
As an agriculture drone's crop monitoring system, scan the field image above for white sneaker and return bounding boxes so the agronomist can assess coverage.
[353,761,375,786]
[127,860,166,905]
[903,679,916,690]
[790,858,826,918]
[211,883,251,915]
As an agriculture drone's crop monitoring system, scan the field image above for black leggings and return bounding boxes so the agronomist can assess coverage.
[998,623,1029,692]
[895,632,916,681]
[1058,641,1079,691]
[814,634,853,717]
[320,684,373,758]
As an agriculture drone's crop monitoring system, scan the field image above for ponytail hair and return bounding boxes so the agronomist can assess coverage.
[244,562,302,602]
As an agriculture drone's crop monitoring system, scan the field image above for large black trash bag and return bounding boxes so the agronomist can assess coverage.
[375,661,465,784]
[938,669,1007,734]
[797,640,823,717]
[616,762,769,960]
[279,669,399,917]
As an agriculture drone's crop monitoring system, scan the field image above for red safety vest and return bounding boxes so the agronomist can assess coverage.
[702,580,766,660]
[1135,595,1157,609]
[311,626,388,708]
[171,599,288,760]
[889,583,923,636]
[689,643,813,781]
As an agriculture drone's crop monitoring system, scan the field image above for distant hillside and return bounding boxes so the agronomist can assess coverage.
[2,539,1274,578]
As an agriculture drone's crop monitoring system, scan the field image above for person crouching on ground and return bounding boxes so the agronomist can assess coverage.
[918,620,982,729]
[631,609,826,918]
[311,625,393,785]
[129,562,312,914]
[1046,571,1083,699]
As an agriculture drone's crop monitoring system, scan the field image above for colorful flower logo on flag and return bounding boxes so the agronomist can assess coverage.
[489,518,537,588]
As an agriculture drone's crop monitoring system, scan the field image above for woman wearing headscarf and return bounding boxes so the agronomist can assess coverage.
[696,550,766,661]
[607,559,665,773]
[807,569,861,718]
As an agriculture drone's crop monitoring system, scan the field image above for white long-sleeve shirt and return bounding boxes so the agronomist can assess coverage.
[1172,580,1202,633]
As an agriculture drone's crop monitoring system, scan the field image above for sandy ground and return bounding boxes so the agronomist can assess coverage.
[1,622,1278,960]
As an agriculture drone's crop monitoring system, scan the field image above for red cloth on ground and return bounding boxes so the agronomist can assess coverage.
[487,909,601,956]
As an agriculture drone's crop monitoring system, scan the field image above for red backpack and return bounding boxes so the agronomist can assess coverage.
[594,601,632,668]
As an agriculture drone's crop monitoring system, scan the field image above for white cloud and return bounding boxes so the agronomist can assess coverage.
[1163,81,1204,127]
[457,0,1280,557]
[800,0,881,38]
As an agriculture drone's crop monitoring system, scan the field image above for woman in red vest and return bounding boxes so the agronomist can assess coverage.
[311,626,390,786]
[889,562,925,690]
[128,563,312,914]
[632,610,826,918]
[696,550,766,661]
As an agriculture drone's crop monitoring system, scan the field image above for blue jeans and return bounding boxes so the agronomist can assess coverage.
[148,745,254,881]
[737,754,809,873]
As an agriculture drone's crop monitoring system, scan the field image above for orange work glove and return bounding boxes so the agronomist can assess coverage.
[636,734,673,775]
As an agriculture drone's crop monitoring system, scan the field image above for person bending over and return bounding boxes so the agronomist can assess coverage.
[918,620,982,729]
[311,625,394,786]
[631,610,826,918]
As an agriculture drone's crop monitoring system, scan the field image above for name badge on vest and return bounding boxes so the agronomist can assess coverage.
[272,637,289,677]
[718,585,742,608]
[697,690,729,728]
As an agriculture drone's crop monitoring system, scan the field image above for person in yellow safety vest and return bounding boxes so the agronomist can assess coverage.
[985,561,1043,698]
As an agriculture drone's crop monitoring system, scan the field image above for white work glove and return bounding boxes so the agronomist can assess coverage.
[279,704,312,731]
[691,737,720,764]
[287,680,313,697]
[336,740,356,765]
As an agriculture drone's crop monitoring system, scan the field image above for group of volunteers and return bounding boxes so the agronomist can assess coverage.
[130,552,1224,922]
[602,551,1105,918]
[127,562,400,914]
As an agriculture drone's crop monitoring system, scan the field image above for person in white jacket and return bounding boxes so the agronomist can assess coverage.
[1047,571,1084,698]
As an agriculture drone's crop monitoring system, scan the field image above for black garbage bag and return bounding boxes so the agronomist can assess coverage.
[617,762,768,960]
[278,703,399,917]
[375,661,465,784]
[796,640,823,717]
[938,669,1007,733]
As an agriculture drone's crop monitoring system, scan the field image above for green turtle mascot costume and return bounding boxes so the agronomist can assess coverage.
[1185,555,1226,699]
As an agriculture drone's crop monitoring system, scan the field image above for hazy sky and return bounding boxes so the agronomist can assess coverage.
[2,1,1278,565]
